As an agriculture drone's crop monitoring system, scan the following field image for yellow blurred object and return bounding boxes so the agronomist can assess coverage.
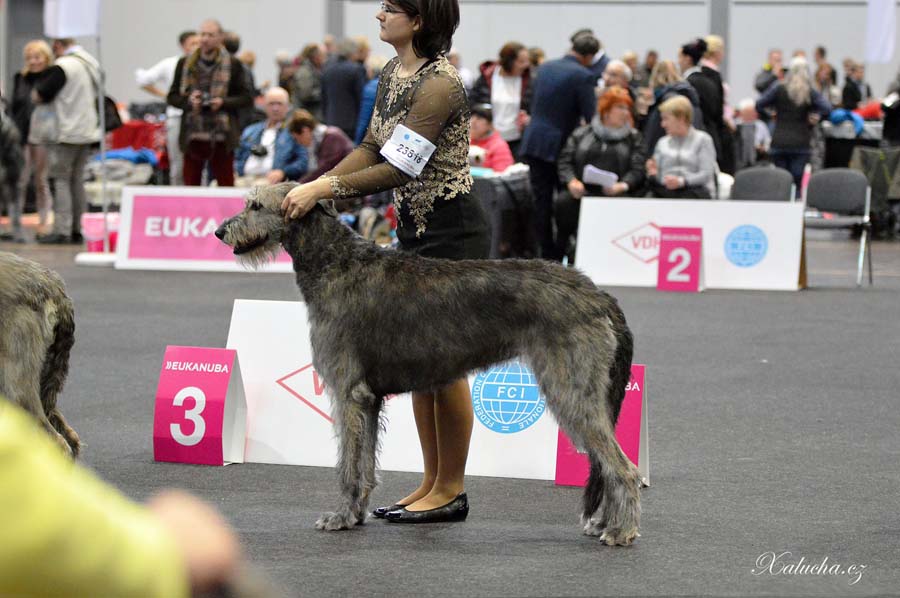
[0,401,189,598]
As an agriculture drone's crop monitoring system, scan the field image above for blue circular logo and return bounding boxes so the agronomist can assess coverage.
[725,225,768,267]
[472,362,546,434]
[403,133,410,140]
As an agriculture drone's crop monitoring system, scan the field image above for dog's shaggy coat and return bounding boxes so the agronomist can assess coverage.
[0,251,80,456]
[216,183,641,545]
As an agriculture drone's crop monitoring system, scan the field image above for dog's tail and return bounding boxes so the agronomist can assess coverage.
[40,289,79,455]
[582,304,634,520]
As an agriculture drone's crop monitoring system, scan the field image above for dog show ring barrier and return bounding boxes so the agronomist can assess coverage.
[114,186,293,272]
[202,299,650,484]
[575,198,805,291]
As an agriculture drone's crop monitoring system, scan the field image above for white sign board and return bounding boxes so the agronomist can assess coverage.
[44,0,100,37]
[225,299,561,480]
[575,198,805,291]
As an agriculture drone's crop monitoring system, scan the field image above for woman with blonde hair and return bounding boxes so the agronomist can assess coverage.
[756,56,831,190]
[646,95,717,199]
[6,40,56,241]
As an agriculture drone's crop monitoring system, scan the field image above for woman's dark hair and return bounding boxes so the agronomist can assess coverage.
[391,0,460,59]
[680,38,707,67]
[498,42,526,74]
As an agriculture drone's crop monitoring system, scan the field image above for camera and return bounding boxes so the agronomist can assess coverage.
[201,91,212,110]
[249,144,268,157]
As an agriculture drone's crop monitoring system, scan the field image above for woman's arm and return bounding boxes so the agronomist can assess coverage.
[33,66,66,103]
[622,131,647,191]
[557,128,581,186]
[682,133,716,188]
[285,73,459,218]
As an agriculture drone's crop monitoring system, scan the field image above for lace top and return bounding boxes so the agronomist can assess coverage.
[324,55,472,236]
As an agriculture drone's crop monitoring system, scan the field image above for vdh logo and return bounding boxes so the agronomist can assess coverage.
[725,225,768,267]
[472,362,546,434]
[612,222,661,263]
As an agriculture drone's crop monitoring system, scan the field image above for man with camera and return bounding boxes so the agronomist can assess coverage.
[234,87,308,186]
[166,19,252,187]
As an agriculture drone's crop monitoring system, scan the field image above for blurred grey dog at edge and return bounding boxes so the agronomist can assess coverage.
[216,182,640,545]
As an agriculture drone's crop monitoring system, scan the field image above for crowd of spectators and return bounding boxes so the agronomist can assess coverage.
[3,16,899,252]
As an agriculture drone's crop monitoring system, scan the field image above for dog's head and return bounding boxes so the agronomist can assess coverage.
[215,182,297,269]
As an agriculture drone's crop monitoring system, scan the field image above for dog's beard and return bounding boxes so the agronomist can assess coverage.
[234,240,281,270]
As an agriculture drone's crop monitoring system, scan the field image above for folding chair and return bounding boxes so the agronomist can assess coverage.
[803,168,873,286]
[730,166,796,201]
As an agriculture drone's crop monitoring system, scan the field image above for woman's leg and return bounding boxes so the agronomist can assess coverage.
[394,391,439,506]
[406,377,473,511]
[31,144,53,229]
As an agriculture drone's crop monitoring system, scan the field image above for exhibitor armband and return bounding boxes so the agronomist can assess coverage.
[379,123,437,178]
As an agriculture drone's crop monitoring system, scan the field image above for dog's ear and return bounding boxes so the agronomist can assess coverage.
[314,199,340,219]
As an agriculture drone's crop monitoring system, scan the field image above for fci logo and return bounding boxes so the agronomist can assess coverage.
[612,222,661,263]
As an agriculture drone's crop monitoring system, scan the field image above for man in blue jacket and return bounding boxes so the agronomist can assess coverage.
[519,33,599,260]
[235,86,307,185]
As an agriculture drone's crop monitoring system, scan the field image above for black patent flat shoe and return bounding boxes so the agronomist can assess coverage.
[384,493,469,523]
[372,503,408,519]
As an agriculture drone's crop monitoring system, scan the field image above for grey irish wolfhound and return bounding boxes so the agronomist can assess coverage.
[0,251,81,456]
[216,183,641,545]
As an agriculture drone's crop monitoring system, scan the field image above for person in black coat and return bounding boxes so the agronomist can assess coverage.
[555,87,646,261]
[321,38,367,139]
[518,33,599,260]
[681,37,734,175]
[7,39,57,237]
[842,61,872,111]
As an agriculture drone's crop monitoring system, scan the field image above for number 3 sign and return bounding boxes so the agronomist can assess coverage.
[153,346,247,466]
[657,227,704,292]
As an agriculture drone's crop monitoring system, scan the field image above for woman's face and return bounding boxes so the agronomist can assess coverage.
[677,51,693,74]
[602,102,630,129]
[509,49,530,77]
[25,49,49,74]
[377,1,419,49]
[661,112,689,137]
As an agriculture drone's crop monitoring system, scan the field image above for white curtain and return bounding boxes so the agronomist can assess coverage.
[44,0,101,38]
[865,0,896,64]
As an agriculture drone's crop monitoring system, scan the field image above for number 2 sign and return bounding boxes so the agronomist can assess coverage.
[657,227,704,292]
[153,346,247,466]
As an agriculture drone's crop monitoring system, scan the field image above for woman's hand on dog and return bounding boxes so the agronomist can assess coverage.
[282,178,333,221]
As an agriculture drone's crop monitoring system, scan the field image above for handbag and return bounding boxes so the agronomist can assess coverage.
[28,103,59,144]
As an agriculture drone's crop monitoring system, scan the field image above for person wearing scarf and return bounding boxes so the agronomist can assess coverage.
[555,86,646,261]
[166,19,253,186]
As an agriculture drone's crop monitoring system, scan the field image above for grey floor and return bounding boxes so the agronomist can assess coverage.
[2,232,899,598]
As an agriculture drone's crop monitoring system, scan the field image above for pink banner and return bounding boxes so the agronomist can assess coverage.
[154,346,235,466]
[555,364,645,486]
[128,194,290,263]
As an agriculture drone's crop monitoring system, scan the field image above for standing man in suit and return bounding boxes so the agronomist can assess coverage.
[321,38,367,139]
[519,33,599,260]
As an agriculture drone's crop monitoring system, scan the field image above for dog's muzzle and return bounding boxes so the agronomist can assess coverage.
[215,224,227,240]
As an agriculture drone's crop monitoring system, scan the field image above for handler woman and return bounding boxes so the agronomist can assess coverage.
[282,0,489,523]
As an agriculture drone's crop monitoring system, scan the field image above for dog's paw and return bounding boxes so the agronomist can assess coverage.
[598,527,640,546]
[315,511,355,531]
[582,519,606,537]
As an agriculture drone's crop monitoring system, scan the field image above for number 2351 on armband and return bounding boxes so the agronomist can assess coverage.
[153,346,247,466]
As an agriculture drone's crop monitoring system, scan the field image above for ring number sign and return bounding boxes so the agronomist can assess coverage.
[657,227,704,292]
[153,346,247,466]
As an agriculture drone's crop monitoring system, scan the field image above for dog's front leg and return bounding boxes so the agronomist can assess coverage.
[316,384,372,531]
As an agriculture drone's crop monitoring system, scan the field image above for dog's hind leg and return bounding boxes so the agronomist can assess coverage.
[39,294,80,456]
[0,307,72,456]
[316,382,377,531]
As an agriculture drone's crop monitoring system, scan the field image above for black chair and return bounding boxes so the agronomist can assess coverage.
[730,166,795,201]
[803,168,873,286]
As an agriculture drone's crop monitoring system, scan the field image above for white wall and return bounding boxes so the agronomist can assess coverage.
[76,0,327,105]
[344,0,710,78]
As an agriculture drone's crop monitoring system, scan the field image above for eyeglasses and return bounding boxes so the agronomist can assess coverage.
[380,2,405,15]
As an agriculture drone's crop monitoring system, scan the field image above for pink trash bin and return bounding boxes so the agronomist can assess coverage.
[80,213,120,252]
